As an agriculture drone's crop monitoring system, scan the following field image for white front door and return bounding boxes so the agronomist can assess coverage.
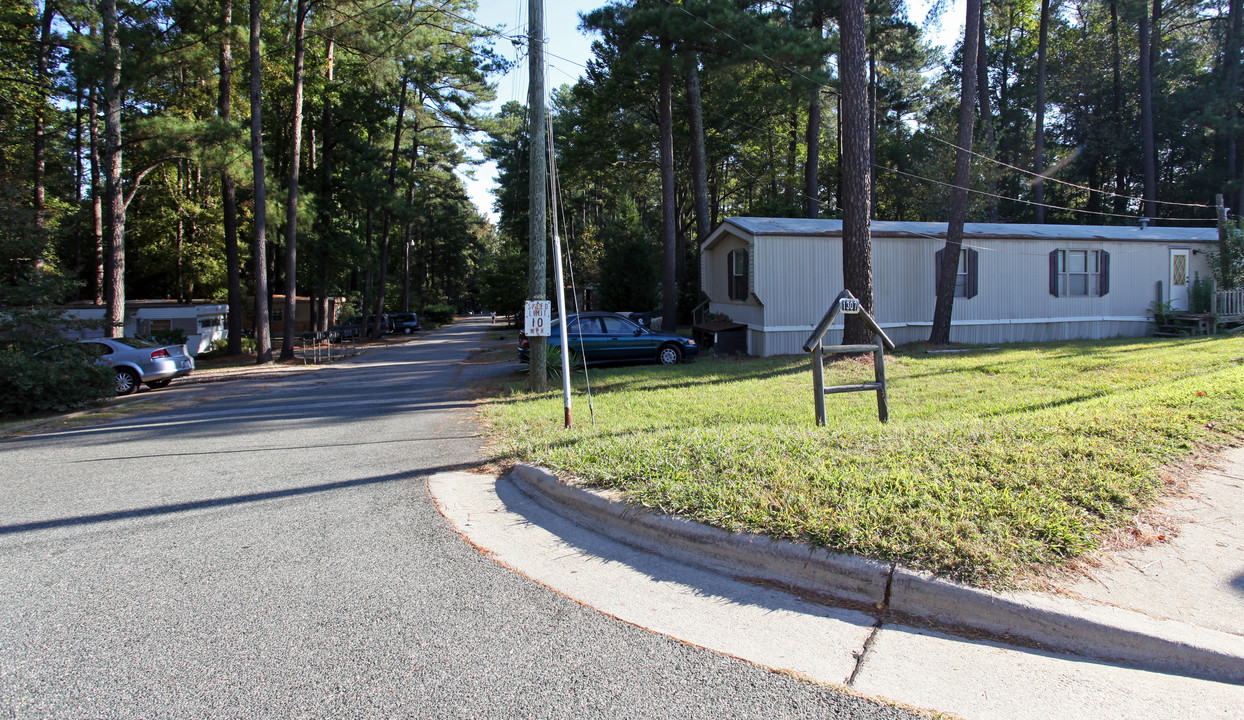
[1169,248,1191,311]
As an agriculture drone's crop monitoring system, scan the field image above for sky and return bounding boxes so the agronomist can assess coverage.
[459,0,967,222]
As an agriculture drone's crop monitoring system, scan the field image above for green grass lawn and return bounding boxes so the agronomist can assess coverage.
[481,336,1244,588]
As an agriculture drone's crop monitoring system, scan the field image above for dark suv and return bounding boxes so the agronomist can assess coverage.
[390,312,422,334]
[335,314,394,338]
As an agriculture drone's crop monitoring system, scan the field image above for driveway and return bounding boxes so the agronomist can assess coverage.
[0,317,914,719]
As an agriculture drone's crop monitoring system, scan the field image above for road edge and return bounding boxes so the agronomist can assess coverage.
[511,463,1244,685]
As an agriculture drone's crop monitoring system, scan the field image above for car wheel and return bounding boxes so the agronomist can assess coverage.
[146,379,172,389]
[116,369,139,395]
[657,344,682,365]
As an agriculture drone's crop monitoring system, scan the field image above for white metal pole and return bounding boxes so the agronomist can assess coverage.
[547,115,572,428]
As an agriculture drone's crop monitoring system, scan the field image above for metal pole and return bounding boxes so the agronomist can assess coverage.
[525,0,547,391]
[812,344,826,426]
[548,115,572,428]
[873,333,889,423]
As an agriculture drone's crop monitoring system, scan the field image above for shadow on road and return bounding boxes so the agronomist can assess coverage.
[0,462,481,536]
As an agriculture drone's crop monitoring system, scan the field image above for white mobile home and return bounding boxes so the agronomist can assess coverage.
[701,218,1217,356]
[61,301,228,356]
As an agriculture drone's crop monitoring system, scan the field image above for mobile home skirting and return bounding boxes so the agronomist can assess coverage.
[746,317,1154,357]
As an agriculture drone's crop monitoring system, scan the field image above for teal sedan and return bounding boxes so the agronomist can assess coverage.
[517,312,697,366]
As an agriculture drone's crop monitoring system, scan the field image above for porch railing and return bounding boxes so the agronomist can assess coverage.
[1214,288,1244,317]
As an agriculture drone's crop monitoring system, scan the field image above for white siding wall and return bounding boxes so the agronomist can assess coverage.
[706,229,1215,357]
[707,233,765,330]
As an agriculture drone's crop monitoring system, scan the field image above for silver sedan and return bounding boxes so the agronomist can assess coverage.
[79,337,195,395]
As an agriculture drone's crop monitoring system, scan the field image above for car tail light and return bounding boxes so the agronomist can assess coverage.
[521,339,529,349]
[150,348,170,359]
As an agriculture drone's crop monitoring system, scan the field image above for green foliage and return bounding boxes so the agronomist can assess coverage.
[597,197,659,312]
[0,345,114,417]
[420,303,455,325]
[1190,273,1214,313]
[487,337,1244,587]
[1210,221,1244,290]
[534,342,583,380]
[150,328,188,346]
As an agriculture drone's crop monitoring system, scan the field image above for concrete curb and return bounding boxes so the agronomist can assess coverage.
[510,464,1244,685]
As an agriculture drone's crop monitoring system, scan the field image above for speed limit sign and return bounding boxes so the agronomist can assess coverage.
[525,300,551,337]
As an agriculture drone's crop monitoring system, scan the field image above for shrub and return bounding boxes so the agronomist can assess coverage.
[421,303,455,325]
[150,328,188,346]
[1191,273,1214,313]
[0,346,114,417]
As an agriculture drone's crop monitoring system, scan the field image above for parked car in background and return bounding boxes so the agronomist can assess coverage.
[390,312,422,333]
[77,337,195,395]
[517,312,697,366]
[334,314,394,339]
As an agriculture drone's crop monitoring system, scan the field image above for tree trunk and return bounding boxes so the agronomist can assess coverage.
[1034,0,1049,223]
[88,63,104,306]
[1139,4,1157,220]
[220,0,243,355]
[806,6,825,220]
[686,59,712,240]
[361,207,372,336]
[840,0,874,344]
[33,1,54,234]
[526,0,547,390]
[659,49,677,331]
[249,0,272,363]
[1110,0,1127,214]
[868,20,877,218]
[371,80,408,338]
[1223,0,1242,215]
[319,34,335,322]
[930,0,981,346]
[401,143,417,313]
[280,0,308,361]
[977,3,998,222]
[101,0,126,337]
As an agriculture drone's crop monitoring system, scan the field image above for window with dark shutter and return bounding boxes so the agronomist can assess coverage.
[934,247,978,299]
[1050,249,1110,297]
[728,249,748,300]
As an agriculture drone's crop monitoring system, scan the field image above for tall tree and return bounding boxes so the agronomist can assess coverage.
[841,0,873,343]
[220,0,243,355]
[930,0,981,346]
[249,0,271,363]
[1034,0,1049,223]
[658,25,677,332]
[1139,0,1157,219]
[280,0,308,361]
[32,0,54,234]
[100,0,126,336]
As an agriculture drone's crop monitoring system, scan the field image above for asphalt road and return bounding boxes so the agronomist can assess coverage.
[0,317,917,719]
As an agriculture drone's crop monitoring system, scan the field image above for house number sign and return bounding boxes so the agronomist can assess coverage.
[839,297,861,314]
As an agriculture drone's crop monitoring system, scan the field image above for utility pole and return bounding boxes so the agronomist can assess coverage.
[526,0,548,391]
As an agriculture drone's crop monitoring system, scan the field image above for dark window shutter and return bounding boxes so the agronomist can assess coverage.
[726,250,736,300]
[965,248,979,299]
[739,250,749,298]
[1099,250,1110,296]
[1049,250,1059,297]
[934,248,944,295]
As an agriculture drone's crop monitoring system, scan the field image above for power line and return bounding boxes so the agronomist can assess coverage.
[926,135,1215,211]
[876,165,1216,223]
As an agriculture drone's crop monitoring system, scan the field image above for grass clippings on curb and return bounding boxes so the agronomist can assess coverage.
[482,336,1244,588]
